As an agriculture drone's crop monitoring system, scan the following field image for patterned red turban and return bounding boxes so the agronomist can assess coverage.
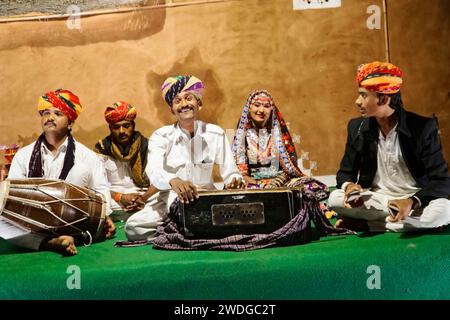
[104,101,137,124]
[37,89,82,122]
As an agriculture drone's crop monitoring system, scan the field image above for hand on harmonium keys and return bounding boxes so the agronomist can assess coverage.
[224,177,246,190]
[169,177,199,204]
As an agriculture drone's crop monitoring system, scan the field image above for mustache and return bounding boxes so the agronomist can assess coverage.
[44,120,56,125]
[178,105,194,111]
[118,134,129,139]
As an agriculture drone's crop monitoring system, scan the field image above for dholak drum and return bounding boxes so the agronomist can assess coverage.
[0,178,106,245]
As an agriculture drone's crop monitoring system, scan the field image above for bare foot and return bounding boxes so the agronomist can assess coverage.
[42,235,77,256]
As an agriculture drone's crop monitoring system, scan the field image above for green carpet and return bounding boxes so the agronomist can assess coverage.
[1,219,449,300]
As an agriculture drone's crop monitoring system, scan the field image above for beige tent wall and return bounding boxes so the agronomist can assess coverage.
[388,0,449,163]
[0,0,448,175]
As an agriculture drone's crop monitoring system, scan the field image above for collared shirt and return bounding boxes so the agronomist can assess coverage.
[148,120,242,190]
[8,137,111,213]
[372,124,421,197]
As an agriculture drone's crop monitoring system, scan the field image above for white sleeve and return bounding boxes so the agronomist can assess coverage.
[144,144,152,185]
[216,132,242,185]
[89,155,112,215]
[147,131,177,191]
[6,149,28,179]
[97,155,113,188]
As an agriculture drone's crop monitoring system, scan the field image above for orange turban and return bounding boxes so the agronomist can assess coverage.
[104,101,137,124]
[356,61,403,94]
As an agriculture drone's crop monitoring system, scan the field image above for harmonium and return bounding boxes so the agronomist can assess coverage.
[180,187,302,239]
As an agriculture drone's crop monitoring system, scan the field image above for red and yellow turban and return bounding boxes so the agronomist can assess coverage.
[104,101,137,124]
[161,75,204,107]
[356,61,403,94]
[37,89,82,121]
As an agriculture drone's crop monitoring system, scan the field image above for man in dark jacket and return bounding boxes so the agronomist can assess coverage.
[329,61,450,232]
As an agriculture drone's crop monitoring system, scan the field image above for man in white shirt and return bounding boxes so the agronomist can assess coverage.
[2,89,116,255]
[329,62,450,232]
[125,75,244,241]
[95,101,158,213]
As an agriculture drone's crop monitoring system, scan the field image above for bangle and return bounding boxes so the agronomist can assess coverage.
[114,192,123,203]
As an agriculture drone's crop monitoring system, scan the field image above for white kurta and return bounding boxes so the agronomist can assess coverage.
[125,120,242,241]
[101,157,149,210]
[1,137,111,250]
[372,124,421,197]
[148,120,241,190]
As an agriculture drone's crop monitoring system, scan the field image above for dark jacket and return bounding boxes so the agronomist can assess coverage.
[336,106,450,206]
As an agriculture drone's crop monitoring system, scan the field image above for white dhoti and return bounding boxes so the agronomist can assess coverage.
[0,218,44,250]
[124,191,178,241]
[329,189,450,232]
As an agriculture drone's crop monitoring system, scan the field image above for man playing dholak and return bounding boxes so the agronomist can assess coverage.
[2,89,116,255]
[95,101,158,214]
[124,75,245,242]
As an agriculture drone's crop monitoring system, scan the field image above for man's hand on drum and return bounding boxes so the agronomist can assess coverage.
[169,178,198,204]
[103,216,116,239]
[225,177,246,190]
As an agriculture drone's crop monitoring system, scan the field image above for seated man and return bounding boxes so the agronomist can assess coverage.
[124,75,244,242]
[232,89,329,201]
[2,89,115,255]
[95,101,157,214]
[329,61,450,232]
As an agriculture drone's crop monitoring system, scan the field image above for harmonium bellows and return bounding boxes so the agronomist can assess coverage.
[180,188,302,239]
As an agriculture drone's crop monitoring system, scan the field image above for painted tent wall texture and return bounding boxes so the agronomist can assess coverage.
[0,0,448,175]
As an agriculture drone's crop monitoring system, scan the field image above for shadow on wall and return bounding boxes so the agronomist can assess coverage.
[71,48,229,147]
[73,125,107,150]
[75,118,157,149]
[0,4,167,50]
[146,48,225,127]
